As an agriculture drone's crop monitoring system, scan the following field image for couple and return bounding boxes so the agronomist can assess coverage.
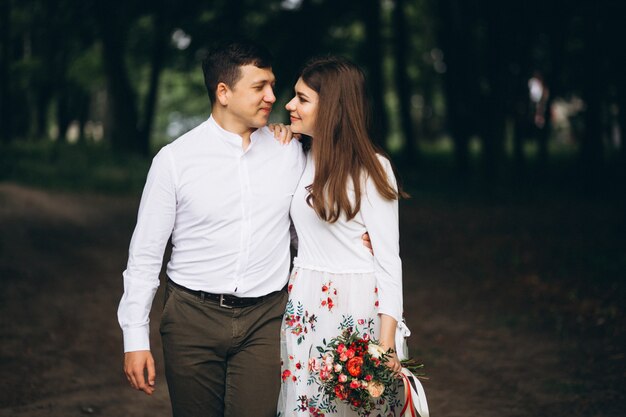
[118,40,406,417]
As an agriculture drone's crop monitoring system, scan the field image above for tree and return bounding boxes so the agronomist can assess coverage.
[361,0,389,150]
[392,0,418,164]
[0,0,11,143]
[436,0,480,176]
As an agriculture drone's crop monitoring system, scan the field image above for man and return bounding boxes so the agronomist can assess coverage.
[118,40,304,417]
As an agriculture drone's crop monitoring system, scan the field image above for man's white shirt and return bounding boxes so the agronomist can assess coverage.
[118,116,305,352]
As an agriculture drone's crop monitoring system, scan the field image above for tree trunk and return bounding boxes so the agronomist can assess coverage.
[56,48,70,142]
[392,0,418,164]
[481,0,508,182]
[536,94,553,172]
[618,83,626,173]
[512,115,526,176]
[580,5,604,187]
[362,0,389,150]
[437,0,475,177]
[138,9,168,155]
[95,3,140,153]
[0,0,11,143]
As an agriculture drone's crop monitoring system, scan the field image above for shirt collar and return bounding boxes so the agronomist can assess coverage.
[208,115,264,153]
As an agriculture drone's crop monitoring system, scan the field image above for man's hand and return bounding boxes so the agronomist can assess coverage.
[124,350,156,395]
[362,232,373,255]
[268,123,298,144]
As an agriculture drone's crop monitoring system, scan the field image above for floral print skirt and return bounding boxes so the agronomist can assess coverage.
[277,267,400,417]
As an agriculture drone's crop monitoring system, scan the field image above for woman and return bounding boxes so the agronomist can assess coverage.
[278,56,406,416]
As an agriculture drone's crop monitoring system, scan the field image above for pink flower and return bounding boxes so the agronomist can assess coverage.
[346,349,356,359]
[337,344,346,353]
[338,374,347,383]
[334,364,342,373]
[350,380,360,389]
[357,319,365,325]
[339,353,348,362]
[308,358,320,372]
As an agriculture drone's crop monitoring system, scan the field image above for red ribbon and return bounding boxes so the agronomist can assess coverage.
[399,373,417,417]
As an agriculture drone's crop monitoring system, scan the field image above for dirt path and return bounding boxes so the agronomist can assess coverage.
[0,183,623,416]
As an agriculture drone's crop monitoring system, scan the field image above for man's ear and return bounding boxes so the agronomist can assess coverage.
[216,82,230,106]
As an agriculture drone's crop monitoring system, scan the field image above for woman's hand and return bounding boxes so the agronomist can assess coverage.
[268,123,299,144]
[379,314,401,374]
[384,349,402,374]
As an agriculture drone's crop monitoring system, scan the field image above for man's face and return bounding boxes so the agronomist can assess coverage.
[224,65,276,129]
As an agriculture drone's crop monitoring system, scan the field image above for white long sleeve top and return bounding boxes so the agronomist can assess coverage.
[118,116,305,352]
[290,153,403,323]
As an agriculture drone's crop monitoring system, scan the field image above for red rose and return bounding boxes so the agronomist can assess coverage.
[334,384,347,400]
[281,369,291,381]
[346,356,364,377]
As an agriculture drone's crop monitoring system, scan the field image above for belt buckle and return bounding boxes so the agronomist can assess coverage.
[219,294,233,309]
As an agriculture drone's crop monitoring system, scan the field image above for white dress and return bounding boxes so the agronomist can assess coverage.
[277,153,403,417]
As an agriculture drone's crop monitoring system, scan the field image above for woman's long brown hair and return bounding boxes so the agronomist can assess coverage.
[301,56,405,223]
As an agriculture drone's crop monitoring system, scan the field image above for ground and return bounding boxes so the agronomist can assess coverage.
[0,182,624,416]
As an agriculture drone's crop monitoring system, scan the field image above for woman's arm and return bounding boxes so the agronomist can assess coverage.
[359,155,403,323]
[359,155,404,372]
[379,314,402,372]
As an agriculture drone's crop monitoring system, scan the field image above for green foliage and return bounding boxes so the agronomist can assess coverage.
[67,43,105,91]
[153,68,209,146]
[0,141,150,194]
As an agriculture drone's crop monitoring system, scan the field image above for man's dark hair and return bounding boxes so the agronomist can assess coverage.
[202,40,273,104]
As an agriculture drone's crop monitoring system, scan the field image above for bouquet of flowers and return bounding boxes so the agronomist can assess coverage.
[314,327,427,416]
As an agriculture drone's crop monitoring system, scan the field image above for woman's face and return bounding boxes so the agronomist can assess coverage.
[285,78,318,136]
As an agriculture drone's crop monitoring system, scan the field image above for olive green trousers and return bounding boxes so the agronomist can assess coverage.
[160,281,288,417]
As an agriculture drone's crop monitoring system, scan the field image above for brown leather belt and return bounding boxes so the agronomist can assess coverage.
[168,278,283,309]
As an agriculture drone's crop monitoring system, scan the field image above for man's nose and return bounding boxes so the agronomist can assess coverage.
[264,87,276,103]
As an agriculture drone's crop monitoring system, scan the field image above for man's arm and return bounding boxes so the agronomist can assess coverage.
[118,147,177,395]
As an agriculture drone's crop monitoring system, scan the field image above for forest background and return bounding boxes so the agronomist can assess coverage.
[0,1,625,416]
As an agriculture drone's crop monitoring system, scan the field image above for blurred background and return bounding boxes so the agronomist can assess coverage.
[0,0,625,416]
